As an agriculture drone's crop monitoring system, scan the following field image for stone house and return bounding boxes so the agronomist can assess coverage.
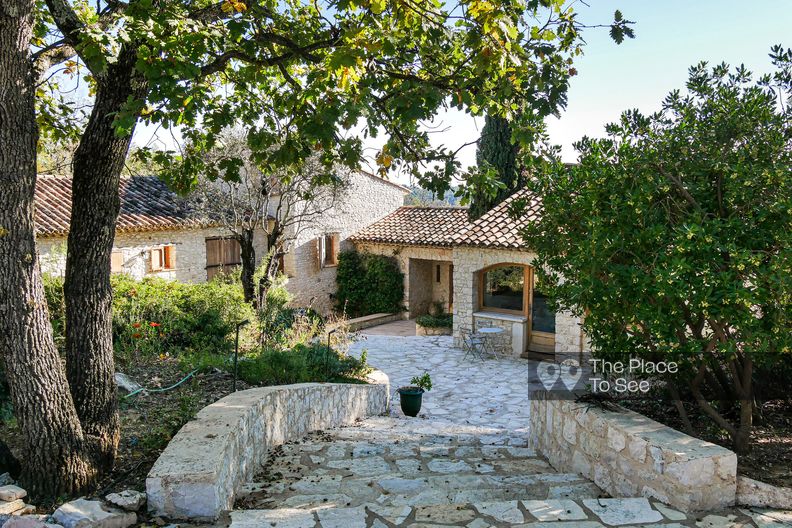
[36,172,408,314]
[273,170,410,314]
[349,188,587,359]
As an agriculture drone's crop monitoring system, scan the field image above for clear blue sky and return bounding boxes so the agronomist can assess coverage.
[544,0,792,162]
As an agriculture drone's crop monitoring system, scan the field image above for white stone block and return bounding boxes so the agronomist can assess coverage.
[607,427,626,452]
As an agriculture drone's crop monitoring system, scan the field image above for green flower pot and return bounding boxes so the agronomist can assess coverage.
[397,386,424,417]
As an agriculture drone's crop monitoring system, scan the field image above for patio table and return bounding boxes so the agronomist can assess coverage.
[477,326,504,357]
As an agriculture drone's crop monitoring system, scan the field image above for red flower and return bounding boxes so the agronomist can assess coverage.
[149,322,161,327]
[132,333,142,339]
[132,323,142,329]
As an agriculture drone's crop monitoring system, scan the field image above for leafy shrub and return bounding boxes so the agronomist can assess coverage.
[42,273,66,348]
[416,313,452,328]
[112,275,255,359]
[185,343,371,386]
[335,250,404,317]
[42,274,255,361]
[257,274,324,348]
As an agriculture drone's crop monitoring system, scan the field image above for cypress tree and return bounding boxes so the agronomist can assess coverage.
[468,114,523,221]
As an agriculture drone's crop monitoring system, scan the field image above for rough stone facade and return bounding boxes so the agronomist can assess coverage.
[146,371,390,520]
[38,227,267,283]
[452,246,585,357]
[352,242,454,317]
[279,172,408,315]
[529,390,738,512]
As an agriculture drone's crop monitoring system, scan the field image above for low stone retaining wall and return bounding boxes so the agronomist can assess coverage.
[529,390,737,512]
[146,371,389,520]
[343,312,401,332]
[737,476,792,509]
[416,324,452,336]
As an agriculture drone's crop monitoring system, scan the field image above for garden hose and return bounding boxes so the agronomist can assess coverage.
[122,369,199,399]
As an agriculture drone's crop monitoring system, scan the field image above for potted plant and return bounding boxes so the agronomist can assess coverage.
[397,372,432,417]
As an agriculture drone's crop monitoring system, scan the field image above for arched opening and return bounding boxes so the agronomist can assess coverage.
[477,263,556,356]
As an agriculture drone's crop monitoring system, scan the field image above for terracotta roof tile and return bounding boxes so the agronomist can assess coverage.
[35,175,201,237]
[451,188,541,249]
[349,206,470,247]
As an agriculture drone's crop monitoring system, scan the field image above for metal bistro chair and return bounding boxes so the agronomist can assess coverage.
[460,324,487,361]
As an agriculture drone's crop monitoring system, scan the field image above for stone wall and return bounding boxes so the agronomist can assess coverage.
[280,172,408,315]
[529,390,737,511]
[38,227,268,283]
[352,242,454,317]
[472,312,523,356]
[452,246,585,356]
[147,371,390,520]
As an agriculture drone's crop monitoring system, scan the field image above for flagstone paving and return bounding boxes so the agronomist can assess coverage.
[350,335,537,429]
[231,335,789,527]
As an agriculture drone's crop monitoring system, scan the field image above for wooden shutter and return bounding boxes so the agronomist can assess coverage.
[111,251,124,273]
[163,245,176,270]
[206,237,241,280]
[224,238,241,266]
[205,238,223,280]
[330,233,340,265]
[150,248,164,271]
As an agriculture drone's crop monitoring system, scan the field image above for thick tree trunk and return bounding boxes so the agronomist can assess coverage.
[0,0,95,498]
[239,228,257,303]
[64,47,147,470]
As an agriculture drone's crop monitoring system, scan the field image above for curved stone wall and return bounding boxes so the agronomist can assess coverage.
[530,390,737,512]
[146,371,389,520]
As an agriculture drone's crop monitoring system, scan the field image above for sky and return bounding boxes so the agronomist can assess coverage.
[132,1,792,186]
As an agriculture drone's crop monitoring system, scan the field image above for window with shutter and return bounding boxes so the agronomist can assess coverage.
[150,245,176,272]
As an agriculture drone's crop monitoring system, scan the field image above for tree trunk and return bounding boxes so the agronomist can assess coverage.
[733,358,754,454]
[239,228,256,303]
[0,0,95,498]
[64,47,147,471]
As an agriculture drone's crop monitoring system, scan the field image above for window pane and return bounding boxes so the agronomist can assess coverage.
[531,290,556,333]
[482,266,524,311]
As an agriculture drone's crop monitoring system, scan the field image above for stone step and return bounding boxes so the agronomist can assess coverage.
[230,497,706,528]
[238,472,603,510]
[329,416,531,446]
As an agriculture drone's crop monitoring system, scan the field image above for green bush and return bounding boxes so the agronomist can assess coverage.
[185,343,371,386]
[257,274,324,348]
[416,313,452,328]
[242,344,370,385]
[43,274,255,361]
[335,250,404,317]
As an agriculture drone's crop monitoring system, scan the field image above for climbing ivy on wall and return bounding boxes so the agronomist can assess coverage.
[335,251,404,318]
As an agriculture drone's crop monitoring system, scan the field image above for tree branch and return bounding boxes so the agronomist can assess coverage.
[32,41,77,82]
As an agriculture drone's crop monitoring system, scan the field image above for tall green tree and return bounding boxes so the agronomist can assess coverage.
[522,48,792,453]
[1,0,633,496]
[468,114,523,220]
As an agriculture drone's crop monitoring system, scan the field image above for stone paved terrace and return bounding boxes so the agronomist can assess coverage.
[231,335,791,527]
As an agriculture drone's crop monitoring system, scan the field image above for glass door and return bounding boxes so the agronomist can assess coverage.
[528,271,556,355]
